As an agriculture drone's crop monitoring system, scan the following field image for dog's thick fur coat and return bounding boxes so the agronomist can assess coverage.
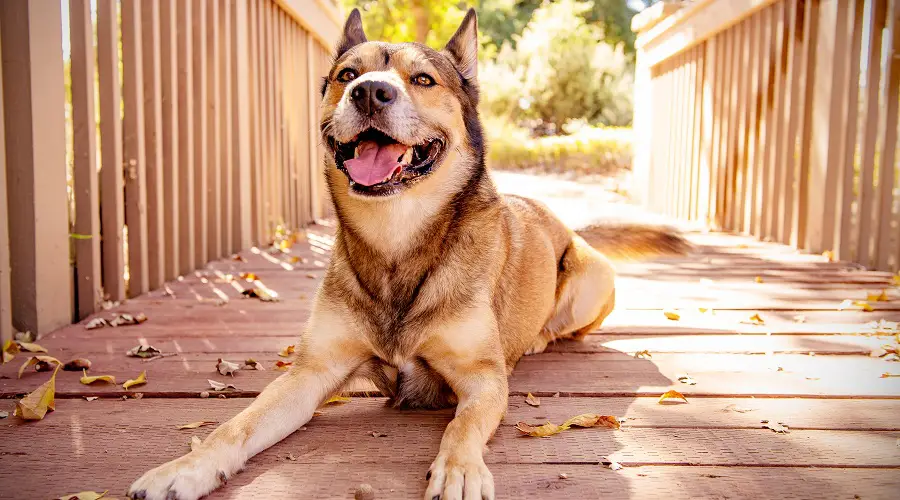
[128,9,685,500]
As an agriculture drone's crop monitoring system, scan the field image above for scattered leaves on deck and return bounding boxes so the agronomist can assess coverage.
[54,490,108,500]
[126,345,162,359]
[677,374,697,385]
[63,358,92,371]
[274,361,293,371]
[761,420,790,433]
[515,414,620,437]
[743,313,765,326]
[2,339,20,363]
[123,371,147,390]
[663,310,680,321]
[239,272,259,281]
[633,350,652,359]
[208,379,238,391]
[868,290,890,302]
[84,318,110,330]
[525,393,541,407]
[15,366,58,420]
[79,369,115,385]
[242,287,279,302]
[178,420,217,430]
[278,345,296,357]
[0,410,8,418]
[231,254,247,262]
[754,276,763,283]
[658,390,688,405]
[839,299,874,312]
[323,395,351,405]
[244,358,265,370]
[17,341,47,353]
[18,355,61,378]
[216,358,241,376]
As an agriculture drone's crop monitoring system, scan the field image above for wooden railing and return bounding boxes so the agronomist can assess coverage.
[0,0,341,341]
[633,0,900,272]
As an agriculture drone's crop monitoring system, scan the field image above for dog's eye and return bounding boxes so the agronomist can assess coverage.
[337,69,358,83]
[412,74,435,87]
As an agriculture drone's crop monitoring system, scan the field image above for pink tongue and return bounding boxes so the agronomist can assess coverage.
[344,140,408,186]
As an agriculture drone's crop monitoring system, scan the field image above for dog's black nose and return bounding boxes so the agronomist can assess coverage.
[350,80,396,115]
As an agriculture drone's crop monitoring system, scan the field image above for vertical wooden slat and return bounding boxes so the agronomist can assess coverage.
[123,0,149,297]
[664,59,679,217]
[219,0,232,256]
[744,10,762,235]
[284,15,296,230]
[875,0,900,270]
[0,0,72,334]
[718,29,734,230]
[794,0,820,250]
[699,37,717,223]
[0,21,12,342]
[160,0,180,280]
[177,0,195,274]
[677,54,690,219]
[192,0,208,267]
[207,0,222,262]
[777,0,804,245]
[140,0,165,290]
[265,1,277,239]
[709,33,725,227]
[765,3,788,241]
[254,0,267,244]
[247,0,260,245]
[97,0,126,301]
[281,13,294,231]
[688,47,703,222]
[272,6,284,232]
[297,26,311,226]
[753,6,773,238]
[732,20,751,233]
[857,0,888,266]
[836,0,866,259]
[232,0,253,250]
[70,0,102,317]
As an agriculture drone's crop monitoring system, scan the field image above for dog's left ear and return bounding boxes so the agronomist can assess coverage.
[336,8,367,58]
[444,9,478,82]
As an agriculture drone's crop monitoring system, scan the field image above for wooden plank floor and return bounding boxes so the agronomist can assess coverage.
[2,222,900,499]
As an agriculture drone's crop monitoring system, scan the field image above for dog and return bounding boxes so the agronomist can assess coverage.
[128,9,687,500]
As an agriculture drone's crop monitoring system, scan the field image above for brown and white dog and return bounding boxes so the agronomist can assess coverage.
[128,9,685,500]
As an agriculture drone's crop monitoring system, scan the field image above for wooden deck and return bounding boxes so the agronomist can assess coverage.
[2,223,899,499]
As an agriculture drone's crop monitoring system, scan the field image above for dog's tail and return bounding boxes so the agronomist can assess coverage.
[576,223,692,261]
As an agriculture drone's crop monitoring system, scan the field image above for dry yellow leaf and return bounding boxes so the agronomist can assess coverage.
[123,370,147,390]
[525,393,541,407]
[754,276,763,283]
[242,287,278,302]
[17,355,61,379]
[55,490,108,500]
[274,360,293,371]
[15,366,58,420]
[278,345,295,357]
[855,300,875,312]
[79,369,115,385]
[746,313,765,326]
[664,310,680,321]
[178,420,217,430]
[515,421,564,437]
[868,290,890,302]
[634,350,652,359]
[2,339,19,364]
[240,272,258,282]
[658,390,688,404]
[17,341,47,353]
[822,250,835,262]
[323,395,351,405]
[881,372,900,378]
[893,274,900,287]
[562,414,621,430]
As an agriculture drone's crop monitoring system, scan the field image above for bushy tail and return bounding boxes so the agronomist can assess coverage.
[576,223,692,261]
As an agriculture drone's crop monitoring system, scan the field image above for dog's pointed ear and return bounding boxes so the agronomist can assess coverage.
[336,8,367,58]
[444,9,478,81]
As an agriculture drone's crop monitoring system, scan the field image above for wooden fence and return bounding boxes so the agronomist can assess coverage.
[633,0,900,272]
[0,0,341,341]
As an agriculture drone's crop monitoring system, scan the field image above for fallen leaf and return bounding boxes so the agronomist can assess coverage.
[18,355,61,378]
[894,274,900,287]
[743,313,765,326]
[84,317,110,330]
[231,254,247,262]
[126,345,162,359]
[664,310,680,321]
[15,331,36,342]
[754,276,763,283]
[208,379,237,391]
[840,299,874,312]
[677,374,697,385]
[178,420,217,430]
[370,431,387,437]
[515,421,564,437]
[868,290,890,302]
[216,358,241,376]
[80,369,116,385]
[2,339,20,364]
[658,390,688,404]
[287,453,297,461]
[84,397,99,402]
[239,272,258,281]
[54,491,108,500]
[822,250,835,262]
[323,395,351,405]
[274,360,293,371]
[278,345,295,357]
[15,366,58,420]
[63,358,92,371]
[633,350,652,359]
[190,435,203,451]
[111,312,147,326]
[761,420,790,433]
[244,358,265,370]
[604,460,624,471]
[558,472,568,479]
[525,393,541,407]
[562,414,621,430]
[123,370,147,390]
[306,273,317,279]
[16,341,47,353]
[242,287,279,302]
[289,256,302,264]
[881,372,900,378]
[0,410,8,418]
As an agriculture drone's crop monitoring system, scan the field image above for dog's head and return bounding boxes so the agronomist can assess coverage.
[321,9,484,200]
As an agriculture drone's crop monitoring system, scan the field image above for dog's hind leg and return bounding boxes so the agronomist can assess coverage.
[528,234,616,354]
[127,305,370,500]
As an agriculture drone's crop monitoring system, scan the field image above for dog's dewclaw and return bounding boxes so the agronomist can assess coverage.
[354,483,375,500]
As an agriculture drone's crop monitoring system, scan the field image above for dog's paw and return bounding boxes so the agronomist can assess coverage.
[424,450,494,500]
[127,452,228,500]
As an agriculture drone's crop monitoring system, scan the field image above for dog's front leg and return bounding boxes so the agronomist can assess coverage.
[421,313,508,500]
[128,306,367,500]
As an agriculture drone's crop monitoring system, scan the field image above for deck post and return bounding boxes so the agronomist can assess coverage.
[0,22,11,344]
[232,0,253,251]
[0,0,73,335]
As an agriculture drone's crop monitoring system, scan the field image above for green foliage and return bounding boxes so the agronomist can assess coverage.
[481,0,634,129]
[342,0,470,47]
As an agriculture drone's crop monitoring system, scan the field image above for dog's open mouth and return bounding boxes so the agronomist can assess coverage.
[329,129,444,196]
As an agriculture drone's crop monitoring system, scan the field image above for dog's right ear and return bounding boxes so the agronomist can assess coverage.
[335,8,367,59]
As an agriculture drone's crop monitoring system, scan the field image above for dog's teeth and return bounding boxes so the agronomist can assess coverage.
[401,147,413,165]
